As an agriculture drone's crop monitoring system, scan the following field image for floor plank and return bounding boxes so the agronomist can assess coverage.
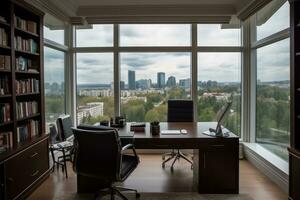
[28,154,287,200]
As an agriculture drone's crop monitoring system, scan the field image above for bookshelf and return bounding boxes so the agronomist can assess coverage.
[289,0,300,200]
[0,0,49,200]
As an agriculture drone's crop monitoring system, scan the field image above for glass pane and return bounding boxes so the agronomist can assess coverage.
[256,39,290,161]
[197,24,241,46]
[44,14,65,45]
[120,53,191,122]
[120,24,191,46]
[76,53,114,125]
[44,47,65,132]
[76,25,113,47]
[44,26,64,45]
[256,1,289,41]
[198,53,241,136]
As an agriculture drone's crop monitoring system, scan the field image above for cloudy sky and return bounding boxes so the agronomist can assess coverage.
[44,2,290,85]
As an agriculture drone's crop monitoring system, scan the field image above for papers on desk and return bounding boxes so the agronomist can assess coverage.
[161,130,181,135]
[119,131,134,137]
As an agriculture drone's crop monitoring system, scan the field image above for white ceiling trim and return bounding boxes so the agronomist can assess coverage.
[76,5,236,17]
[237,0,272,20]
[78,16,232,24]
[24,0,70,23]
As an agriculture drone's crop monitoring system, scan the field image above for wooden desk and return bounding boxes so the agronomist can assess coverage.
[77,122,239,194]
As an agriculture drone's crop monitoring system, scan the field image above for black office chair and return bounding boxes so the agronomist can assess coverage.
[72,127,140,200]
[49,115,74,178]
[162,100,193,171]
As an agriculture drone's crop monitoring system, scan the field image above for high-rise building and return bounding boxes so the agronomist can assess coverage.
[157,72,165,88]
[166,76,176,88]
[128,70,136,90]
[120,81,125,90]
[136,79,151,89]
[179,78,190,89]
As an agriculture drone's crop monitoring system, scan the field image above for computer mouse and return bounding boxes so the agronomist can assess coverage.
[180,129,187,134]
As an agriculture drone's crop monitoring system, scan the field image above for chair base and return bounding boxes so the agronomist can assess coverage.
[96,185,140,200]
[162,149,193,171]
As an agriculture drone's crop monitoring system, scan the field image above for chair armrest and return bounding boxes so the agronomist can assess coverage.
[121,144,138,159]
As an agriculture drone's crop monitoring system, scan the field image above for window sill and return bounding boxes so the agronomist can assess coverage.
[242,142,289,192]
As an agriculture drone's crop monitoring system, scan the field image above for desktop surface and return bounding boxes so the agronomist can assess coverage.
[118,122,238,139]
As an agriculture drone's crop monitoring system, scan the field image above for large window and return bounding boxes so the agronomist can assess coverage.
[44,14,65,45]
[197,24,241,46]
[76,25,113,47]
[120,24,191,46]
[256,39,290,160]
[44,47,65,128]
[120,53,191,122]
[76,53,114,125]
[256,1,289,41]
[255,0,290,161]
[198,53,241,136]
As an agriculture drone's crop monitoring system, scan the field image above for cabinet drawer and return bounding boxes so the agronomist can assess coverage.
[5,139,49,200]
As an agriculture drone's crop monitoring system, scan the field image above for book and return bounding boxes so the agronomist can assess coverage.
[15,56,39,72]
[17,120,39,143]
[0,75,10,95]
[0,16,7,23]
[14,36,38,53]
[0,55,11,70]
[14,15,37,34]
[16,78,39,94]
[0,131,13,153]
[0,28,8,47]
[0,103,10,123]
[16,101,38,119]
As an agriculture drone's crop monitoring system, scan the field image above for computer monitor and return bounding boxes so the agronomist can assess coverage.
[203,101,232,137]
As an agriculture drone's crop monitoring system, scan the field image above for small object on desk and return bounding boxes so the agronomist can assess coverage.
[180,129,188,134]
[161,130,181,135]
[202,129,230,138]
[150,121,160,135]
[119,131,134,137]
[130,123,146,132]
[100,120,109,126]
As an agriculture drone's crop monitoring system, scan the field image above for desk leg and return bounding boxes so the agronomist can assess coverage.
[192,149,199,192]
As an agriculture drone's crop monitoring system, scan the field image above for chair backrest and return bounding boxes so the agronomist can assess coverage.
[57,115,73,141]
[49,124,58,145]
[72,128,122,182]
[167,100,194,122]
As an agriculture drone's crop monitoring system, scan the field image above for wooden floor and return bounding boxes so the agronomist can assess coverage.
[28,154,287,200]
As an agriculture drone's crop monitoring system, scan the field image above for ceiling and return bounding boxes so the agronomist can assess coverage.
[27,0,271,25]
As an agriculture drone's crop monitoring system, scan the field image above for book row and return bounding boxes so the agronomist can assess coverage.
[0,16,7,24]
[0,28,8,47]
[0,75,10,95]
[14,36,38,54]
[16,78,39,94]
[0,103,11,123]
[15,56,39,72]
[0,131,13,154]
[0,55,11,70]
[16,101,38,119]
[17,120,39,143]
[14,15,38,34]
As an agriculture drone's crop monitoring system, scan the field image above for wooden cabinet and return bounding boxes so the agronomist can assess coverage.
[288,148,300,200]
[197,140,239,194]
[289,0,300,199]
[2,136,49,200]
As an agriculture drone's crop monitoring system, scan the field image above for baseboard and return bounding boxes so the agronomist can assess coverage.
[243,143,289,193]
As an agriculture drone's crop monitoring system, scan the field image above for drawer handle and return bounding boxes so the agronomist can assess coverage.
[211,145,225,147]
[155,145,169,147]
[29,152,39,158]
[7,178,14,182]
[31,170,39,177]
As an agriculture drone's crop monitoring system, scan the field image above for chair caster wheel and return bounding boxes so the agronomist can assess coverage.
[162,164,165,168]
[170,167,174,172]
[136,193,141,198]
[162,156,165,160]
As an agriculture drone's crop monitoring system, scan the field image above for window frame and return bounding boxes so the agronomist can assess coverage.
[72,23,242,137]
